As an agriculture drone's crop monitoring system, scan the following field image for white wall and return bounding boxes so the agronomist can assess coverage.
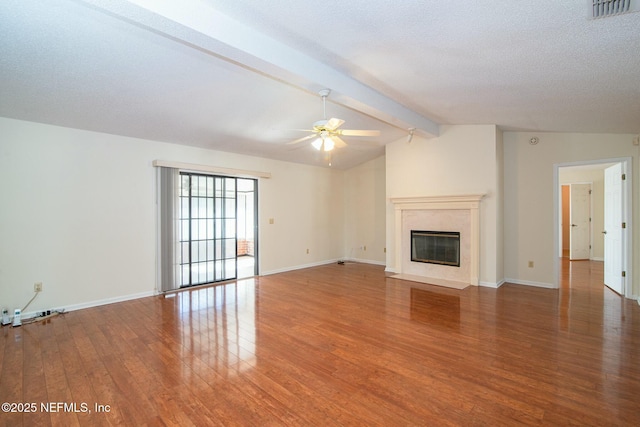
[0,117,345,315]
[385,125,503,286]
[259,160,345,274]
[343,155,386,264]
[503,131,639,296]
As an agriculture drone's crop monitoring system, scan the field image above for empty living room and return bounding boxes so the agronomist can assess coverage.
[1,0,640,425]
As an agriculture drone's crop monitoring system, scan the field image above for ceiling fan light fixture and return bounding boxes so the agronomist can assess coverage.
[324,137,335,151]
[312,136,335,151]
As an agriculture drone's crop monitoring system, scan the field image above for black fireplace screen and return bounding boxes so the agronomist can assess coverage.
[411,230,460,267]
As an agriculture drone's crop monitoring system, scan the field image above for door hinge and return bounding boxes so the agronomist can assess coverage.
[622,271,626,277]
[589,189,592,195]
[622,222,627,229]
[622,173,626,180]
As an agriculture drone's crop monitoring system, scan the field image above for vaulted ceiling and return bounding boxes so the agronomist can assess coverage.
[1,0,639,169]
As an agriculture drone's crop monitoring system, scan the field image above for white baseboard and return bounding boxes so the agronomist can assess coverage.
[21,290,157,320]
[591,257,604,262]
[261,259,340,276]
[479,279,505,288]
[261,258,388,276]
[344,257,386,266]
[504,278,557,289]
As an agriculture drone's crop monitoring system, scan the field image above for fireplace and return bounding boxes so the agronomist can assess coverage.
[390,195,484,286]
[411,230,460,267]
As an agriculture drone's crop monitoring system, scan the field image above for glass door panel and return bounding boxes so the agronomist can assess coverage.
[178,173,239,286]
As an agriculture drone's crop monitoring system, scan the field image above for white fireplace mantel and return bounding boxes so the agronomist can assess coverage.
[391,194,485,286]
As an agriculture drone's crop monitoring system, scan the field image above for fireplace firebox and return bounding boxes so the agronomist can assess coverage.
[411,230,460,267]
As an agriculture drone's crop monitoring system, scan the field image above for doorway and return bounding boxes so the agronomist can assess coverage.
[555,158,631,297]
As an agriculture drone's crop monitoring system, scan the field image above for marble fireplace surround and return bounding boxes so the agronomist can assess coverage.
[391,195,484,287]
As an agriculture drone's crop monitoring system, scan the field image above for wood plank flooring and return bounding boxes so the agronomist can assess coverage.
[1,260,639,426]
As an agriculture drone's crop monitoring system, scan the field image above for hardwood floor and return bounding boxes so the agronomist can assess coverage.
[1,261,639,426]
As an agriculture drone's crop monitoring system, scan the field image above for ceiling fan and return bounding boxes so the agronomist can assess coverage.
[287,89,381,152]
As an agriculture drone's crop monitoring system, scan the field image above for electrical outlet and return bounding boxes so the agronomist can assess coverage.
[34,282,42,293]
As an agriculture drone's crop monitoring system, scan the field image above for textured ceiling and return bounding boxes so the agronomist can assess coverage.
[1,0,639,169]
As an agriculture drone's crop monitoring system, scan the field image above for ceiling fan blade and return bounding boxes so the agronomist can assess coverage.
[324,118,345,131]
[339,129,381,137]
[287,134,316,145]
[332,136,347,149]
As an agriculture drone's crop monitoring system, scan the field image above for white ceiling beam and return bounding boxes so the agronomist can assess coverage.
[77,0,440,137]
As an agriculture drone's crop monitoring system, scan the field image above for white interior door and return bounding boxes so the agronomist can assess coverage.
[604,163,623,294]
[569,183,591,260]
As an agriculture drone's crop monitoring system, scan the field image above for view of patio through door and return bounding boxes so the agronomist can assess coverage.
[179,173,257,287]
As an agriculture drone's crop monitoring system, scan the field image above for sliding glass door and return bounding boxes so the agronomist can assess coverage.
[178,173,257,287]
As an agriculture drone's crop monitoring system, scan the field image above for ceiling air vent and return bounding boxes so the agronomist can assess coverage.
[592,0,633,18]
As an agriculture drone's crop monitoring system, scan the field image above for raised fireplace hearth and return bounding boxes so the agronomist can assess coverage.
[411,230,460,266]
